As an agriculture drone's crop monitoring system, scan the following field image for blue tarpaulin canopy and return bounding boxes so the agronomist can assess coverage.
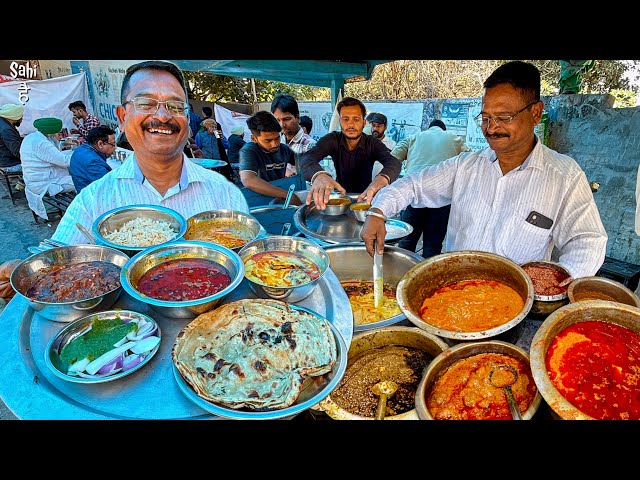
[168,60,391,107]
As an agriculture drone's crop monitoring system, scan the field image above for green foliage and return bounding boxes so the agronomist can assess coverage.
[183,71,330,103]
[184,60,639,108]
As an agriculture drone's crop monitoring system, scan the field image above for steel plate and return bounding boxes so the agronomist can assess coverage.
[0,267,352,419]
[44,310,161,384]
[172,305,347,420]
[294,195,412,244]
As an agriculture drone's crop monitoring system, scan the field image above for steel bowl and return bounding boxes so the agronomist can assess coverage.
[415,340,542,420]
[10,245,130,322]
[318,193,352,216]
[324,243,423,332]
[184,209,263,252]
[120,240,244,319]
[567,276,640,307]
[397,250,534,341]
[521,260,571,319]
[237,235,330,303]
[529,300,640,420]
[317,326,449,420]
[92,204,187,257]
[349,202,370,222]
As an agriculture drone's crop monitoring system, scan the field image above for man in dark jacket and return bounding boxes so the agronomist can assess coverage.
[299,97,401,209]
[0,103,25,172]
[69,126,116,192]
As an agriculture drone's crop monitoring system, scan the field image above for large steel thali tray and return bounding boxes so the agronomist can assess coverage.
[0,269,353,420]
[294,194,413,244]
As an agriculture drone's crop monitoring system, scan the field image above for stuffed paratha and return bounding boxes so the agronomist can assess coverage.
[172,298,337,411]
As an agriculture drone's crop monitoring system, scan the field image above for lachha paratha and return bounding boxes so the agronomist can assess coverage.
[172,298,337,411]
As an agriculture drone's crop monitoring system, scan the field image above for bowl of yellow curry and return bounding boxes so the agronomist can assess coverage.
[237,235,330,303]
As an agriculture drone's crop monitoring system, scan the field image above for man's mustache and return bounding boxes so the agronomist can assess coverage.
[142,120,180,133]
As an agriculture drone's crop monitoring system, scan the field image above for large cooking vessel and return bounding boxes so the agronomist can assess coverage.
[323,243,423,332]
[529,300,640,420]
[397,250,534,341]
[317,326,449,420]
[414,340,542,420]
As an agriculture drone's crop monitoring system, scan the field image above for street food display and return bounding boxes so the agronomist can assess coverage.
[244,251,321,287]
[103,217,178,247]
[46,310,161,383]
[545,320,640,420]
[330,344,433,418]
[27,261,121,302]
[341,280,402,325]
[137,258,232,301]
[185,218,256,249]
[426,352,537,420]
[419,279,525,332]
[172,299,338,411]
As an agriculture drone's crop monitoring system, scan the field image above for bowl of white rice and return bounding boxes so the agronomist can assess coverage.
[92,204,187,257]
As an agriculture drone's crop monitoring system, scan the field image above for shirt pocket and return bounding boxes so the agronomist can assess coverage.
[496,207,552,263]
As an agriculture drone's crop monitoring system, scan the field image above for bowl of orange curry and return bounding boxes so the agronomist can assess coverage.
[396,250,534,341]
[530,300,640,420]
[415,340,542,420]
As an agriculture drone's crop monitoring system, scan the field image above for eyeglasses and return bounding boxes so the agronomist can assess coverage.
[474,100,539,129]
[103,141,116,147]
[122,97,189,117]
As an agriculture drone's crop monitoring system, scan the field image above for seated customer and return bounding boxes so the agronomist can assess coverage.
[19,117,76,221]
[70,126,117,193]
[238,111,302,205]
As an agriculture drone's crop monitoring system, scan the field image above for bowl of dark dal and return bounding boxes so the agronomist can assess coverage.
[10,245,130,322]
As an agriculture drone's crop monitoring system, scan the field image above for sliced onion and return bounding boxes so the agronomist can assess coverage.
[122,354,145,371]
[97,352,124,375]
[130,336,160,354]
[126,323,157,341]
[85,342,136,375]
[67,357,91,375]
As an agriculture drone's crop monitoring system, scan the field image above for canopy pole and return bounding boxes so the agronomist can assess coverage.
[330,79,344,110]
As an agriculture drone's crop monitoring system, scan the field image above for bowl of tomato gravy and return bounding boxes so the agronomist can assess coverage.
[415,340,542,420]
[120,241,244,319]
[396,251,534,341]
[530,300,640,420]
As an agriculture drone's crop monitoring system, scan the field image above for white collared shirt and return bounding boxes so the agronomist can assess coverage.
[372,140,607,278]
[52,154,249,245]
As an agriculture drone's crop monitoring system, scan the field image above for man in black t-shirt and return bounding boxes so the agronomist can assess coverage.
[238,111,302,205]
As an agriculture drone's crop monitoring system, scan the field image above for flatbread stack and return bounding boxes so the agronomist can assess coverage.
[172,298,338,411]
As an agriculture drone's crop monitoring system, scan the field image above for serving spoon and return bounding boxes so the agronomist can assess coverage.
[489,364,522,420]
[372,380,398,420]
[76,223,96,244]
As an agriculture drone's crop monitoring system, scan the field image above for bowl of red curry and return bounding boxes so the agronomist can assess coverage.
[10,244,130,322]
[120,240,244,319]
[521,261,571,319]
[530,300,640,420]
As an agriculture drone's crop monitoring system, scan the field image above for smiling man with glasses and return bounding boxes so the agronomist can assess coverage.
[50,60,249,246]
[361,60,607,280]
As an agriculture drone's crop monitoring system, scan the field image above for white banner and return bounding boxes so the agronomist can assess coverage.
[0,72,91,136]
[214,103,252,142]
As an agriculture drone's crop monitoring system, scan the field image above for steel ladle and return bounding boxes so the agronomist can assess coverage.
[489,364,522,420]
[76,223,96,244]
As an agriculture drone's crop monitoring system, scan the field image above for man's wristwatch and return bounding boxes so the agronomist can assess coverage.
[364,210,387,222]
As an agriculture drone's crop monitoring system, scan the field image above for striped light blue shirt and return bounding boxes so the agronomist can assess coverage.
[372,140,607,278]
[52,153,249,245]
